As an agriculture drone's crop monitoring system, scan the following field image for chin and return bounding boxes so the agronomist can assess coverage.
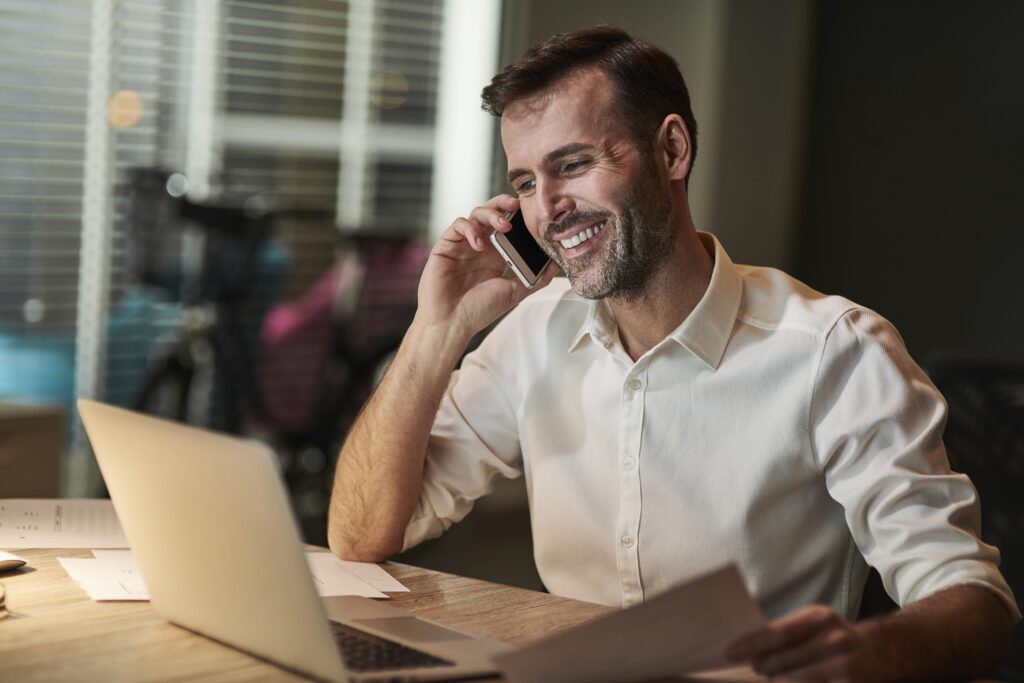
[566,274,611,300]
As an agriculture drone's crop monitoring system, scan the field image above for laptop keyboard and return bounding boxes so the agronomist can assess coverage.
[329,621,455,673]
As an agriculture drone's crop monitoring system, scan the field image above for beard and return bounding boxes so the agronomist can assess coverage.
[541,167,674,301]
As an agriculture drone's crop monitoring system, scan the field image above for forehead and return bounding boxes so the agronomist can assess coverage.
[500,68,627,165]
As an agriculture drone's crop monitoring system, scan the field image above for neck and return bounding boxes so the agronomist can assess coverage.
[608,228,713,362]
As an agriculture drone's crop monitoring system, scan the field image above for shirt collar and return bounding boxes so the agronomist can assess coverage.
[567,231,743,370]
[667,232,743,369]
[567,296,618,354]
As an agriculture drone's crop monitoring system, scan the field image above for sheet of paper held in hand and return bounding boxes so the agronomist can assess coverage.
[0,499,128,548]
[493,565,767,683]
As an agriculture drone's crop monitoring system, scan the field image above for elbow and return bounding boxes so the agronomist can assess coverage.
[326,487,413,562]
[327,519,404,563]
[328,537,400,564]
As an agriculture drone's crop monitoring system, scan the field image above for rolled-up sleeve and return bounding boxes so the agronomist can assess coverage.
[811,308,1020,621]
[402,342,524,551]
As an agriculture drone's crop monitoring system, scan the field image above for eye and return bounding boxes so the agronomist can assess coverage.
[513,178,536,196]
[560,158,591,174]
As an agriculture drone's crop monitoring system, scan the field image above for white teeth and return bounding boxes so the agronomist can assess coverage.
[560,221,605,249]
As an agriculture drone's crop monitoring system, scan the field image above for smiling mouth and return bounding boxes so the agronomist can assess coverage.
[559,221,607,249]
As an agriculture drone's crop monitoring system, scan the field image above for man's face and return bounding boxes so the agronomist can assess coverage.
[501,68,674,301]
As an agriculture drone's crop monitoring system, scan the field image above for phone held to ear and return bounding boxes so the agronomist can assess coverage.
[489,210,552,288]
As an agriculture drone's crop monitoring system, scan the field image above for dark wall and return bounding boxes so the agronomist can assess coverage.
[795,1,1024,362]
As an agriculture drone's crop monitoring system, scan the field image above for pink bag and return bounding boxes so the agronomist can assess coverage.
[255,254,364,431]
[255,240,428,432]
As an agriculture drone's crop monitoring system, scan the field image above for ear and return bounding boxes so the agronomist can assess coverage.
[655,114,692,182]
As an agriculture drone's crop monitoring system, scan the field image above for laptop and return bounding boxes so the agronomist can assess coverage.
[77,399,510,682]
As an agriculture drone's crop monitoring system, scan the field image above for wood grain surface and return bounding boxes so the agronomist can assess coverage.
[0,548,613,682]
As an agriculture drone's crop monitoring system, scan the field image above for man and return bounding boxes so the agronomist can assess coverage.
[329,27,1018,680]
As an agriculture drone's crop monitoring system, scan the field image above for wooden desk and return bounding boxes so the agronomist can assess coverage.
[0,548,619,682]
[2,551,1009,683]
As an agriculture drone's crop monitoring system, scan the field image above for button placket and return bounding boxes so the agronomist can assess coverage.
[615,364,648,606]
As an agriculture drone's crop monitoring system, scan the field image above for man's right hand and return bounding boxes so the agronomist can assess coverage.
[329,195,555,561]
[415,194,556,346]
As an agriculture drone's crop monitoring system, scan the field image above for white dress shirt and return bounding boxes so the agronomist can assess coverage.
[403,232,1020,621]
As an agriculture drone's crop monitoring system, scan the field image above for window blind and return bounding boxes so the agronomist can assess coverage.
[0,0,454,498]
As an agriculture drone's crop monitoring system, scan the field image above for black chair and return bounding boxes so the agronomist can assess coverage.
[927,356,1024,679]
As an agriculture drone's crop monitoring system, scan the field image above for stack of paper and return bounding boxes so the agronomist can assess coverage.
[58,550,408,602]
[2,500,410,603]
[0,499,128,548]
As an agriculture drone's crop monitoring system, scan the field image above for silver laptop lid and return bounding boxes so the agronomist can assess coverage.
[78,399,348,683]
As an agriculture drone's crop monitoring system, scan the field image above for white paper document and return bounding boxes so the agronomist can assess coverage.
[58,555,149,601]
[304,552,388,598]
[492,564,767,683]
[331,556,409,593]
[0,499,128,549]
[59,550,408,602]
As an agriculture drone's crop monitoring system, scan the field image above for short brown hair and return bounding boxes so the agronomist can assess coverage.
[481,26,698,184]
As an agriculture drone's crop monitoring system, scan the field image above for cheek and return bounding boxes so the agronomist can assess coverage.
[519,203,544,239]
[568,175,621,213]
[520,174,621,232]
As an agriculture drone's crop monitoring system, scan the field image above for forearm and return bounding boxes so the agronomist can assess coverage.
[328,193,541,561]
[858,584,1013,680]
[730,583,1014,681]
[328,318,469,561]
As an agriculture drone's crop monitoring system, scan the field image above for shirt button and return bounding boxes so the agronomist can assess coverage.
[623,457,636,469]
[622,535,635,547]
[627,379,643,391]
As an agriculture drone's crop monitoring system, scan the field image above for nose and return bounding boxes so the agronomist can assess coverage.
[536,179,575,227]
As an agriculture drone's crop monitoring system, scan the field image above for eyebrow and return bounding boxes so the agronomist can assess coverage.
[506,142,595,184]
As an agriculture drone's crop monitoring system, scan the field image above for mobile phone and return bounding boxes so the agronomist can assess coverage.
[489,210,552,288]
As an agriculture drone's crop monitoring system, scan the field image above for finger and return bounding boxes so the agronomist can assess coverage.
[437,195,521,253]
[752,628,852,677]
[468,206,513,233]
[470,194,521,231]
[726,606,841,660]
[486,193,520,212]
[440,217,491,252]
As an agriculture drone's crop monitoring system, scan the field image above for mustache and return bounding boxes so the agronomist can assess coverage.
[543,210,613,242]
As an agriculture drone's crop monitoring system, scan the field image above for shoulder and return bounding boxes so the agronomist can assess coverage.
[735,264,884,342]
